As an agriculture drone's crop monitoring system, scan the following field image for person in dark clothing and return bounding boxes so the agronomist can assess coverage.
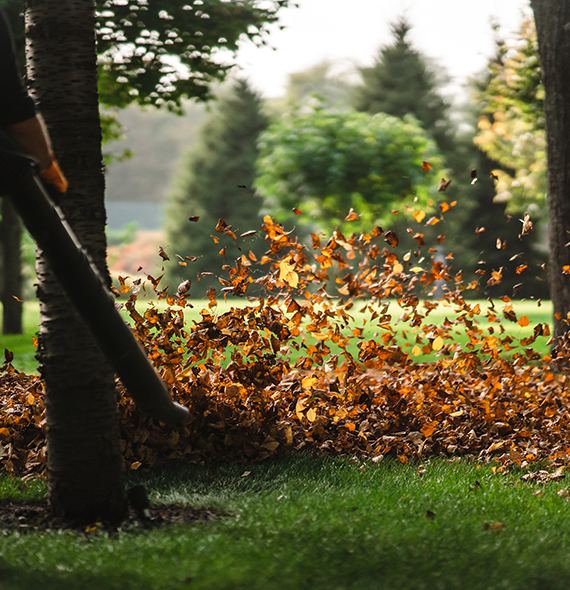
[0,9,67,191]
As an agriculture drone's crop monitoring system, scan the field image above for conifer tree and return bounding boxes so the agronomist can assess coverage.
[352,16,547,299]
[352,17,454,154]
[164,79,268,295]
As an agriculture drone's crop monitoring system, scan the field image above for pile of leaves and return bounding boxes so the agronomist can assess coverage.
[2,192,570,476]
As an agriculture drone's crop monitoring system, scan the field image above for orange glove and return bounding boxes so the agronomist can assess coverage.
[40,153,68,193]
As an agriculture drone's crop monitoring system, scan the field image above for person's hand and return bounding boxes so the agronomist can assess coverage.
[40,153,68,193]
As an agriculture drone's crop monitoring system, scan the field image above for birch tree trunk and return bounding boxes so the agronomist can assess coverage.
[23,0,127,523]
[530,1,570,344]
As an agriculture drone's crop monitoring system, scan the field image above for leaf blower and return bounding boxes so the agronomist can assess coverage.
[0,128,189,424]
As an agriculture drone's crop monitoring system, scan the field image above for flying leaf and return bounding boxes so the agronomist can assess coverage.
[345,208,359,221]
[519,212,533,237]
[518,315,530,327]
[384,231,398,247]
[158,247,170,261]
[432,336,444,351]
[292,207,302,215]
[421,161,431,172]
[215,219,230,233]
[177,280,191,295]
[413,210,426,223]
[278,258,299,288]
[438,178,452,192]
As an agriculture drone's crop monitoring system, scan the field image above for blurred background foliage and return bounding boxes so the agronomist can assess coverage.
[0,1,550,313]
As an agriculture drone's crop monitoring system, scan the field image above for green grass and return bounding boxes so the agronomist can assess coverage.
[0,299,555,374]
[1,455,570,589]
[0,303,41,374]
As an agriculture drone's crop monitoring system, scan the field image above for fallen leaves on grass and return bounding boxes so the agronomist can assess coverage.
[0,201,566,477]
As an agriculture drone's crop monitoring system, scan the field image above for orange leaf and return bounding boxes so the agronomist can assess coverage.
[413,210,426,223]
[345,208,359,221]
[421,422,437,437]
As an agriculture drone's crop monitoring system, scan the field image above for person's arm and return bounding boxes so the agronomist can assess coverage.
[1,10,67,192]
[6,114,52,171]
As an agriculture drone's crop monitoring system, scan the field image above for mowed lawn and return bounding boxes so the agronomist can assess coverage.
[1,455,570,590]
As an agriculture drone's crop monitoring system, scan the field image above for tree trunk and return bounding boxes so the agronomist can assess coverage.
[1,198,23,335]
[530,1,570,343]
[23,0,127,524]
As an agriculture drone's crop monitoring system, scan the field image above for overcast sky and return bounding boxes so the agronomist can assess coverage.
[234,0,532,101]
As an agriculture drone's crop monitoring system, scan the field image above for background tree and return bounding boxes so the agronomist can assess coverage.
[352,17,455,155]
[530,0,570,342]
[255,106,442,236]
[473,16,546,214]
[351,14,547,299]
[349,16,469,278]
[462,15,548,300]
[283,61,353,110]
[165,79,268,293]
[1,0,26,334]
[96,0,289,110]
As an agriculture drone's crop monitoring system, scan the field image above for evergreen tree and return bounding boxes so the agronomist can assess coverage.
[352,17,454,154]
[285,61,352,110]
[352,16,547,300]
[164,79,268,295]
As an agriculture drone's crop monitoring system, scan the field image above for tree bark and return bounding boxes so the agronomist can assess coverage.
[530,1,570,343]
[1,198,23,335]
[23,0,127,524]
